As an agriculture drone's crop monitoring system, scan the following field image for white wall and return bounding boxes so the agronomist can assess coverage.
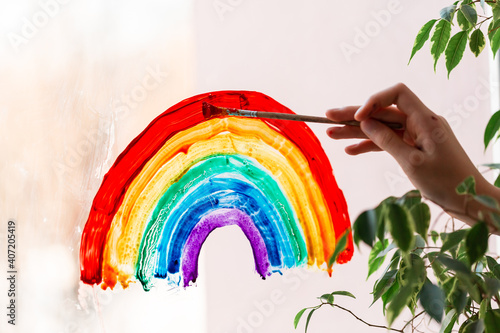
[193,1,495,332]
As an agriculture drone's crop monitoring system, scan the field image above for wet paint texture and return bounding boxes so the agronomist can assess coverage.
[80,91,353,290]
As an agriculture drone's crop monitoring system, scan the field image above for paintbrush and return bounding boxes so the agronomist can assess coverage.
[202,102,403,129]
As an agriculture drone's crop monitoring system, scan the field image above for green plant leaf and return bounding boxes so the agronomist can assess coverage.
[294,308,308,329]
[376,206,387,243]
[419,280,445,323]
[376,197,397,243]
[409,19,438,64]
[484,110,500,150]
[449,241,460,259]
[372,269,398,305]
[379,196,398,206]
[489,19,500,56]
[431,20,452,71]
[458,273,482,303]
[389,250,401,270]
[451,287,468,313]
[482,163,500,169]
[486,256,498,271]
[431,230,440,244]
[465,222,489,265]
[353,209,377,247]
[486,256,500,279]
[376,242,397,259]
[461,4,477,25]
[456,176,476,195]
[442,275,456,299]
[443,274,467,312]
[405,254,427,287]
[473,194,500,210]
[382,279,399,314]
[429,253,447,283]
[480,298,488,319]
[328,230,349,267]
[445,31,468,78]
[408,285,420,314]
[457,9,472,31]
[319,293,334,304]
[367,240,389,279]
[441,229,467,253]
[437,254,471,274]
[387,203,415,253]
[470,29,486,57]
[494,174,500,188]
[440,5,457,22]
[462,319,485,333]
[440,309,457,333]
[409,203,431,242]
[412,234,426,256]
[458,243,469,260]
[387,284,414,325]
[489,212,500,230]
[460,315,478,333]
[330,290,356,299]
[485,309,500,333]
[396,190,422,210]
[305,308,316,333]
[493,6,500,24]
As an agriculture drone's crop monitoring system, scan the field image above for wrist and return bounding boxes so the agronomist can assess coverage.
[457,176,500,234]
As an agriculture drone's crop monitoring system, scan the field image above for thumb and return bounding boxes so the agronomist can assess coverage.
[361,118,415,164]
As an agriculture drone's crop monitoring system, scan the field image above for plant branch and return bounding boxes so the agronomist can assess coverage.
[471,0,498,5]
[472,0,497,4]
[400,310,426,331]
[331,303,405,333]
[490,25,500,35]
[476,15,493,27]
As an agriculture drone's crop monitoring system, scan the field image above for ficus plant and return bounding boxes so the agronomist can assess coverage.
[295,1,500,332]
[409,0,500,77]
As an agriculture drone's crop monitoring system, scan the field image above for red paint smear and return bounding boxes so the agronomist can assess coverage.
[80,91,353,285]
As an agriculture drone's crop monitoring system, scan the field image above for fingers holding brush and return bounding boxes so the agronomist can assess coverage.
[325,104,406,141]
[326,105,405,124]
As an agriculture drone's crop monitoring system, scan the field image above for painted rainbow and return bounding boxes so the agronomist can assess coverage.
[80,91,353,291]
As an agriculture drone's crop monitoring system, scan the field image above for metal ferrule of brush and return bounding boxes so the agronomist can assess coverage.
[232,109,258,118]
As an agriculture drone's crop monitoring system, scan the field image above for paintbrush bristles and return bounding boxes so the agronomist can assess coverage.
[203,103,254,120]
[202,102,226,119]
